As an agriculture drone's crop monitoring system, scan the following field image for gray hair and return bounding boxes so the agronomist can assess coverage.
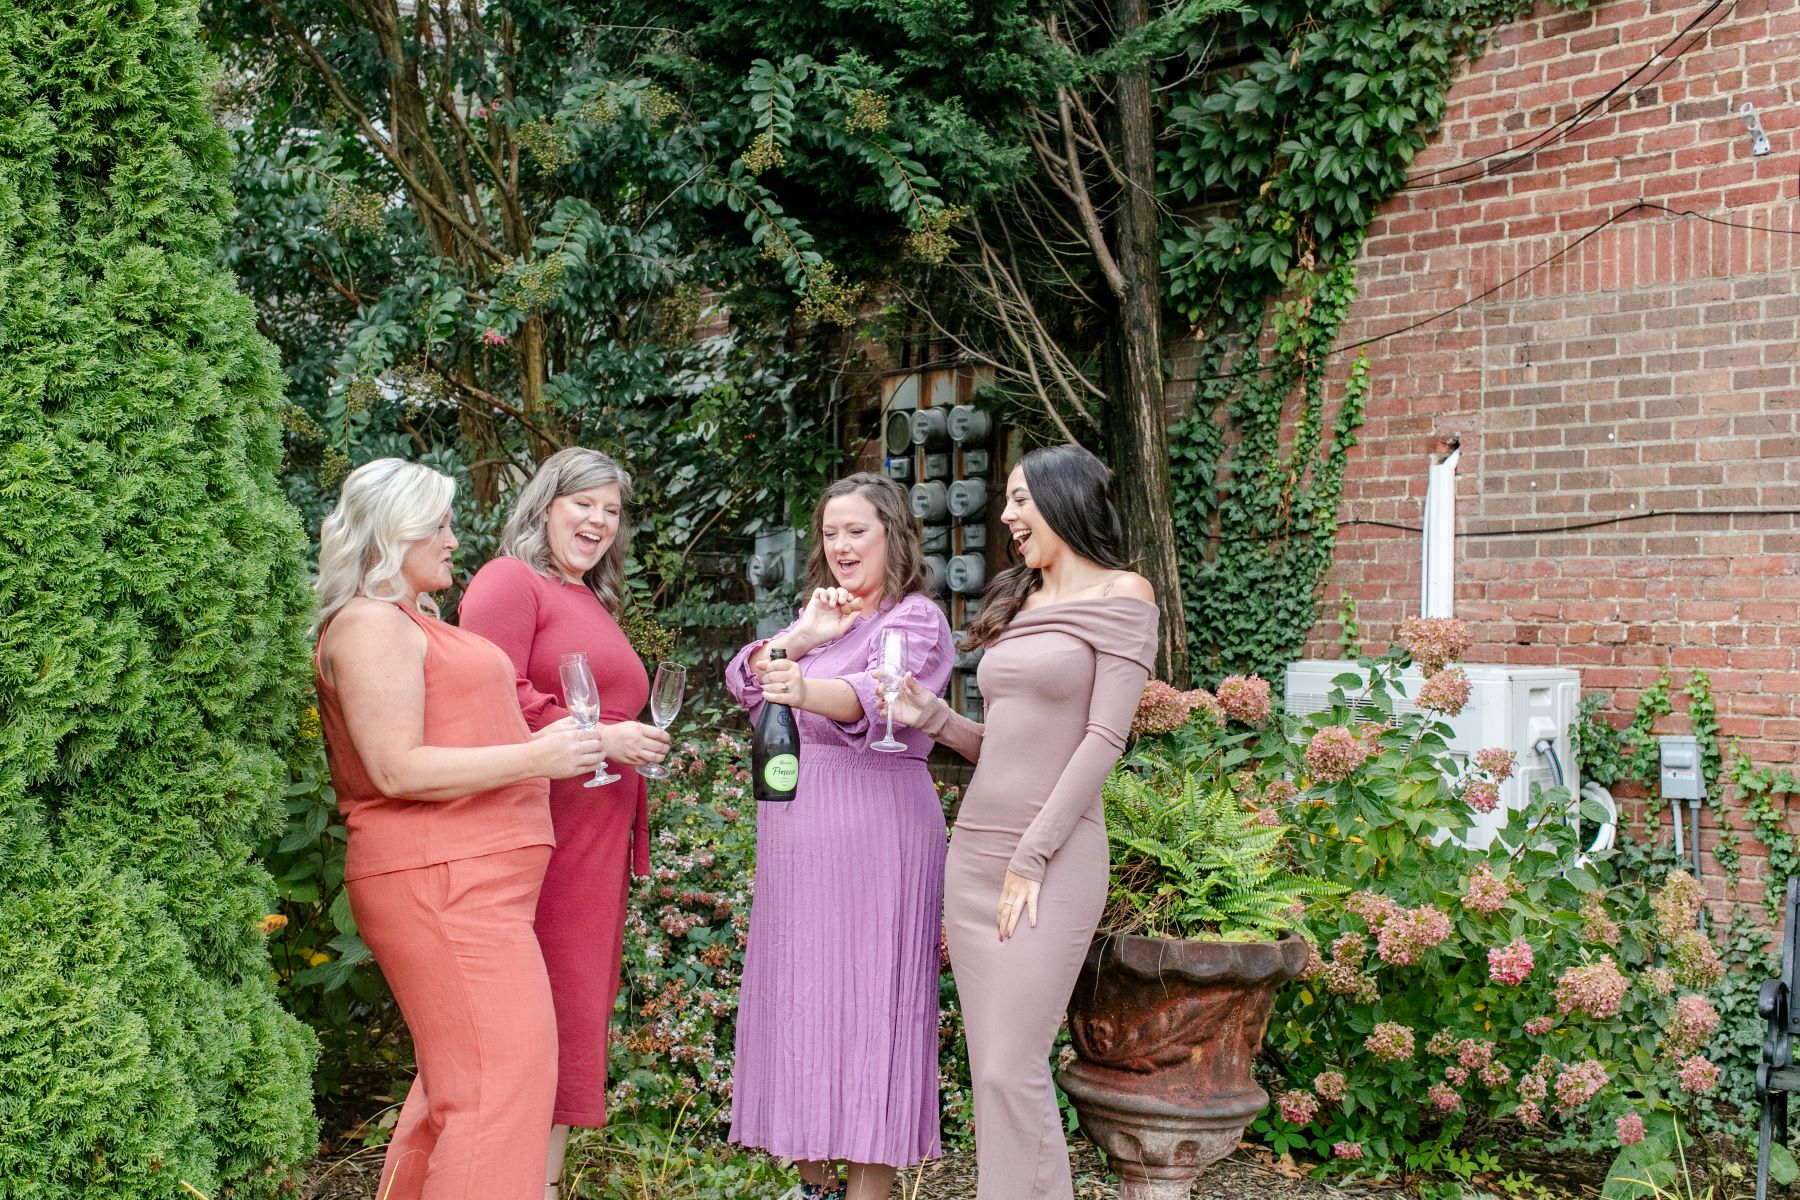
[314,458,457,630]
[498,447,634,613]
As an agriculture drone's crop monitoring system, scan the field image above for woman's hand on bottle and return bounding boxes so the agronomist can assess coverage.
[789,587,863,648]
[875,672,936,730]
[531,717,608,778]
[996,871,1040,941]
[603,720,672,767]
[755,655,808,707]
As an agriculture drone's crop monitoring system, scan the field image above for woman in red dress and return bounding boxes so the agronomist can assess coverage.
[460,448,671,1200]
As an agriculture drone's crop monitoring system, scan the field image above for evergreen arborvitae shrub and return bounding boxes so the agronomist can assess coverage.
[0,0,319,1195]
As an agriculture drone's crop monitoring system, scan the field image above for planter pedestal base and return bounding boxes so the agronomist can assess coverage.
[1058,1062,1257,1200]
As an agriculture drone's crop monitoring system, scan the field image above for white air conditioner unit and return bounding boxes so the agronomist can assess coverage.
[1283,660,1586,851]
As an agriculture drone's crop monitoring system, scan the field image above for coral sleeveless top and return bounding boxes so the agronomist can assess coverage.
[315,601,553,881]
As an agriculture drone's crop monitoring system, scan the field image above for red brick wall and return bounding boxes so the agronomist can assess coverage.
[1231,0,1798,897]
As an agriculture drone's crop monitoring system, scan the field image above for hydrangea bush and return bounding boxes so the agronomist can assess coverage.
[1122,623,1729,1177]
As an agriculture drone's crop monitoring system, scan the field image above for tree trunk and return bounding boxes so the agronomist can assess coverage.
[1103,0,1189,686]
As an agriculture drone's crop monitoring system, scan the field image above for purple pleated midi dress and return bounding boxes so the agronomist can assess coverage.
[724,592,954,1168]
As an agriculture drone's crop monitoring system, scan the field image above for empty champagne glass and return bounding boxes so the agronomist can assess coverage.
[637,662,686,780]
[558,652,620,787]
[870,627,909,754]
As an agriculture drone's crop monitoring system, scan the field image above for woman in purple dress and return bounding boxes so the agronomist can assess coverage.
[725,473,954,1200]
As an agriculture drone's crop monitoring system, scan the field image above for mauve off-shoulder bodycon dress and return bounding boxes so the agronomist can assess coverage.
[915,596,1158,1200]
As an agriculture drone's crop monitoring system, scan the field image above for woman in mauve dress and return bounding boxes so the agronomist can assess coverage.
[887,444,1157,1200]
[725,472,954,1200]
[459,448,672,1200]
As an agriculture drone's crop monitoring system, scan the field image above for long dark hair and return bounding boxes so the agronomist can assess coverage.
[963,443,1129,650]
[800,472,929,604]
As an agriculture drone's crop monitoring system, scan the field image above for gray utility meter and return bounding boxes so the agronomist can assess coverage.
[1658,735,1704,801]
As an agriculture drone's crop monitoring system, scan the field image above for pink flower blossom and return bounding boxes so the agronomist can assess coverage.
[1582,892,1621,945]
[1398,616,1473,675]
[1554,1059,1608,1113]
[1426,1027,1458,1056]
[1345,892,1399,930]
[1480,1061,1513,1088]
[1418,666,1472,715]
[1456,1039,1495,1070]
[1332,1142,1364,1161]
[1516,1101,1543,1127]
[481,327,508,346]
[1464,863,1515,915]
[1444,1065,1469,1086]
[1132,680,1191,735]
[1184,688,1223,725]
[1518,1071,1547,1103]
[1646,967,1676,995]
[1672,930,1726,988]
[1305,725,1372,783]
[1428,1083,1462,1114]
[1666,994,1721,1056]
[1365,1022,1416,1062]
[1376,905,1452,966]
[1277,1090,1319,1125]
[1523,1015,1555,1037]
[1314,1071,1347,1102]
[1678,1055,1720,1094]
[1489,939,1535,986]
[1216,674,1273,725]
[1461,779,1501,814]
[1475,747,1516,781]
[1265,779,1298,806]
[1555,956,1629,1020]
[1617,1112,1646,1146]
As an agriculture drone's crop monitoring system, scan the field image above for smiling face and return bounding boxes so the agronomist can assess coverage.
[819,491,890,604]
[545,484,623,584]
[400,510,458,596]
[1001,465,1064,570]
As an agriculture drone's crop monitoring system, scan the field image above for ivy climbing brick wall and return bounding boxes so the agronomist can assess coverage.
[1287,0,1800,899]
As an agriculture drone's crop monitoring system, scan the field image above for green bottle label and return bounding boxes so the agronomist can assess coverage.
[763,754,799,792]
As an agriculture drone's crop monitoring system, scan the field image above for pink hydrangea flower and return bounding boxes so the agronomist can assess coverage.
[1646,967,1676,995]
[1215,674,1273,725]
[1131,680,1191,736]
[1582,892,1621,945]
[1332,1142,1364,1161]
[1672,930,1726,988]
[1489,939,1535,986]
[1617,1112,1646,1146]
[1428,1082,1462,1114]
[1554,1059,1608,1113]
[1376,905,1452,966]
[1365,1022,1416,1062]
[1314,1071,1347,1102]
[1426,1028,1458,1057]
[1184,688,1223,725]
[1456,1039,1494,1070]
[1305,725,1372,783]
[1678,1055,1721,1094]
[1666,994,1721,1056]
[1461,779,1501,814]
[1480,1060,1513,1087]
[1444,1064,1469,1086]
[1418,666,1472,715]
[1516,1101,1542,1127]
[480,327,508,346]
[1555,956,1629,1020]
[1398,616,1473,675]
[1523,1015,1555,1037]
[1464,863,1515,915]
[1475,747,1516,781]
[1265,778,1298,806]
[1345,892,1399,930]
[1277,1090,1319,1125]
[1331,931,1370,968]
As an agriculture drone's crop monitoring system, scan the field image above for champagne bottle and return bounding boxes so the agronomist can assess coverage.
[753,648,800,803]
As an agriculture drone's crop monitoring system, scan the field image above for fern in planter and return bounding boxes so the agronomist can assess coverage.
[1101,767,1342,942]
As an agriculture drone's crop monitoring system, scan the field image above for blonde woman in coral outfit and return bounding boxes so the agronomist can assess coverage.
[312,459,605,1200]
[886,444,1157,1200]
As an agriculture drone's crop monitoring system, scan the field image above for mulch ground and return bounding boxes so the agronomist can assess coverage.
[302,1136,1617,1200]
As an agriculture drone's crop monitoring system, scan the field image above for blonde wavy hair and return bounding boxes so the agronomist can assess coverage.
[314,458,457,630]
[498,447,634,614]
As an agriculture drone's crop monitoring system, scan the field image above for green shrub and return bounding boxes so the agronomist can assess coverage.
[1122,633,1730,1174]
[0,0,318,1193]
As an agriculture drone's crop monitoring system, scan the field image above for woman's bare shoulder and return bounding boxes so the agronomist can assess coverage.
[1104,572,1156,603]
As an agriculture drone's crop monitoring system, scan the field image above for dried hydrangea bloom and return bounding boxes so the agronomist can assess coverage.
[1418,666,1472,716]
[1488,939,1535,986]
[1305,724,1372,782]
[1215,674,1273,725]
[1398,616,1473,675]
[1365,1022,1417,1062]
[1555,956,1629,1020]
[1131,679,1191,736]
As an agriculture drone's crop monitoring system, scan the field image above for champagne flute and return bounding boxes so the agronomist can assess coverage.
[637,662,686,780]
[558,652,621,787]
[870,627,909,754]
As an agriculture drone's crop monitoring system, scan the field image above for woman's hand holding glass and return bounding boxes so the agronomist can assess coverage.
[635,662,684,780]
[874,672,939,731]
[529,716,609,779]
[870,628,910,753]
[558,652,621,787]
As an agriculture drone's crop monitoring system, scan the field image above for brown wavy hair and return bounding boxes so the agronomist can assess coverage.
[962,443,1129,650]
[801,472,928,607]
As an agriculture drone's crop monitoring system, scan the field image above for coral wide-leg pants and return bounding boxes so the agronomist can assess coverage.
[349,845,558,1200]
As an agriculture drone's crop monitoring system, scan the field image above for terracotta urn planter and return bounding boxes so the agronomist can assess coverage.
[1057,931,1311,1200]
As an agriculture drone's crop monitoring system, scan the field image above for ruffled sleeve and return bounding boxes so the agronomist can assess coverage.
[813,594,953,750]
[724,613,801,722]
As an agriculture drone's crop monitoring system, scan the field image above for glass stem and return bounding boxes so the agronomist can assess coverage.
[885,710,896,744]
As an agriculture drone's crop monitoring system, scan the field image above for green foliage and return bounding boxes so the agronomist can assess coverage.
[1138,643,1730,1170]
[1102,767,1342,940]
[0,0,318,1191]
[1158,0,1580,679]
